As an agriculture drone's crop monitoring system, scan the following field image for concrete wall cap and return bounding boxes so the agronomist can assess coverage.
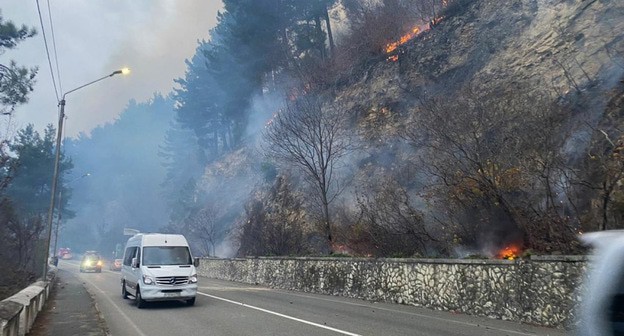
[529,255,588,262]
[31,281,48,289]
[6,286,45,306]
[206,256,588,264]
[0,301,23,321]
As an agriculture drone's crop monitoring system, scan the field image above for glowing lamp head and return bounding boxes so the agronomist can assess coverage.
[111,68,131,76]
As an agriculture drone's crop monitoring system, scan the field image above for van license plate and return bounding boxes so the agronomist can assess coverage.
[164,292,179,297]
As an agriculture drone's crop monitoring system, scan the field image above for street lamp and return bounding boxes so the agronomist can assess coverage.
[43,68,130,277]
[51,173,90,265]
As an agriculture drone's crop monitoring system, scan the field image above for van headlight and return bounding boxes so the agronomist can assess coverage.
[143,275,155,285]
[189,274,197,284]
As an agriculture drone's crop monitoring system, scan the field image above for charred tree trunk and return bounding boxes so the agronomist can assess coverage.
[314,16,326,60]
[323,8,335,57]
[601,180,612,231]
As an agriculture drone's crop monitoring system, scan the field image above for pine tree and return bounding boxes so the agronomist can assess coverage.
[0,12,37,115]
[6,124,72,216]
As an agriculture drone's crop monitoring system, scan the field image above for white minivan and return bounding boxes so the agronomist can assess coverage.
[121,233,199,308]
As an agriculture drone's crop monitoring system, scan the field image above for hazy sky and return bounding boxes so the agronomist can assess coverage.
[2,1,222,138]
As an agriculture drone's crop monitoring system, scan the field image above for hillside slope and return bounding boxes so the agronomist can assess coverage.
[341,0,623,122]
[204,0,624,257]
[331,0,624,254]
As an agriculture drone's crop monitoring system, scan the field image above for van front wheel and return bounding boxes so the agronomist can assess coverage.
[136,288,146,309]
[186,297,195,306]
[121,281,129,299]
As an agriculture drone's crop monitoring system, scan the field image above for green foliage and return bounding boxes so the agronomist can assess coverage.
[169,178,200,224]
[173,0,338,153]
[0,13,36,49]
[0,13,38,114]
[159,118,206,200]
[5,124,72,216]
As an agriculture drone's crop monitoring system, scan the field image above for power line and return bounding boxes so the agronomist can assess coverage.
[46,0,63,95]
[35,0,60,102]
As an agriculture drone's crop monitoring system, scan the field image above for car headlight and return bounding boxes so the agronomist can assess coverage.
[189,274,198,284]
[84,260,92,266]
[143,275,155,285]
[96,260,103,266]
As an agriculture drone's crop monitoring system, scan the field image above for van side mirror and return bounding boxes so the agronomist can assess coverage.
[131,257,139,268]
[194,257,200,267]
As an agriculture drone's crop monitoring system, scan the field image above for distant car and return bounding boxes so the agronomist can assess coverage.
[80,252,102,273]
[110,258,122,271]
[58,247,73,260]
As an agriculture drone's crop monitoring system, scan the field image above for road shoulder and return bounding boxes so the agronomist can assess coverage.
[29,268,109,336]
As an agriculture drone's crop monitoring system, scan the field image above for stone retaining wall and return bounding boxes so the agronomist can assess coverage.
[197,255,586,328]
[0,268,55,336]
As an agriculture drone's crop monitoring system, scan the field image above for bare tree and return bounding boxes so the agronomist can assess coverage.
[0,198,45,271]
[575,130,624,231]
[187,204,227,257]
[0,199,39,300]
[404,85,581,253]
[354,174,437,257]
[264,95,352,249]
[235,175,308,256]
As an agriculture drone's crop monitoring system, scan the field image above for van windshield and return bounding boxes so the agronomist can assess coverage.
[142,246,192,266]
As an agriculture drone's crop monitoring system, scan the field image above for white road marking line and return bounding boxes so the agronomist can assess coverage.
[86,282,147,336]
[199,286,271,291]
[201,284,542,336]
[197,291,362,336]
[282,293,542,336]
[62,263,147,336]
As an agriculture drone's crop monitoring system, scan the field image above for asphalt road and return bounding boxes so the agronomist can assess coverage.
[59,260,565,336]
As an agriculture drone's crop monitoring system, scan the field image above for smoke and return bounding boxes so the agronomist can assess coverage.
[7,1,223,138]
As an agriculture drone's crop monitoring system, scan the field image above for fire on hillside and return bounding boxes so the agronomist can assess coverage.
[383,5,447,62]
[496,244,523,260]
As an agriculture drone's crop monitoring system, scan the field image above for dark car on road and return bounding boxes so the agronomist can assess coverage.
[109,258,122,271]
[80,251,102,273]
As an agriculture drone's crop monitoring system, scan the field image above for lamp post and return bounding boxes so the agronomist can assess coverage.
[51,173,90,265]
[43,68,129,278]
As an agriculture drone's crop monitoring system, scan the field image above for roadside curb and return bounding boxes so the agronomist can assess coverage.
[84,281,112,336]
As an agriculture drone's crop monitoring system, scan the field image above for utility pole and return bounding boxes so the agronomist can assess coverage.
[42,68,129,278]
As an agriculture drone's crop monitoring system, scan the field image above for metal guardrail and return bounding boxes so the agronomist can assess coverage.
[0,267,55,336]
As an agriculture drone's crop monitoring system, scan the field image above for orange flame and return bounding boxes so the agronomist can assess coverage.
[383,4,448,62]
[385,26,421,54]
[496,244,522,260]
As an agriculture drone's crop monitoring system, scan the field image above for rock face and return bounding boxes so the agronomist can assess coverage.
[340,0,624,127]
[197,256,586,328]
